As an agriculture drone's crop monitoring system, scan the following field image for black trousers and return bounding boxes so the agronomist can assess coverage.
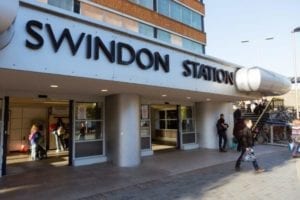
[218,132,227,150]
[235,149,259,170]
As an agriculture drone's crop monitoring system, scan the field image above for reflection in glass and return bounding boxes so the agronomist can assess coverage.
[157,0,170,16]
[157,29,171,43]
[75,121,102,141]
[170,1,181,21]
[182,119,194,132]
[76,103,101,120]
[167,110,178,119]
[181,106,192,119]
[167,120,178,129]
[48,0,73,11]
[139,23,154,38]
[182,6,191,25]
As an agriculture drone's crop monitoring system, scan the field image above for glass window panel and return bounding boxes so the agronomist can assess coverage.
[194,42,204,54]
[76,103,101,120]
[157,29,171,43]
[80,3,104,21]
[140,0,153,10]
[171,34,182,47]
[129,0,153,10]
[139,23,154,38]
[181,106,192,119]
[182,6,192,25]
[160,120,166,129]
[182,38,193,51]
[167,120,178,129]
[75,120,103,141]
[191,12,202,30]
[157,0,170,17]
[48,0,73,11]
[182,119,195,132]
[170,2,182,22]
[167,110,177,119]
[159,111,165,119]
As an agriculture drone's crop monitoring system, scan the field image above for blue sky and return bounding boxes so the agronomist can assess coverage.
[205,0,300,77]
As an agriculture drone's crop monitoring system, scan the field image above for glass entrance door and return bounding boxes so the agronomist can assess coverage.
[73,102,106,166]
[180,106,197,147]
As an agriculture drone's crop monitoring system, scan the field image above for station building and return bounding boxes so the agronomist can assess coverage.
[0,0,291,176]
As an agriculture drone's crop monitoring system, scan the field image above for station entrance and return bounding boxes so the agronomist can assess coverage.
[150,105,179,151]
[1,97,71,176]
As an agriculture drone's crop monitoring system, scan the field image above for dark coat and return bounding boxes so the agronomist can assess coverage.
[233,118,245,139]
[240,127,254,150]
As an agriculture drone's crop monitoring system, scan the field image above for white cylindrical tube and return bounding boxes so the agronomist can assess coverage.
[235,67,291,95]
[0,0,19,49]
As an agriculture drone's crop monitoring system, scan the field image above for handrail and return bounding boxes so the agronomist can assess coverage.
[252,98,274,131]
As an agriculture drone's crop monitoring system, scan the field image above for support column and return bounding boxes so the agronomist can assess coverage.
[105,94,140,167]
[195,102,234,149]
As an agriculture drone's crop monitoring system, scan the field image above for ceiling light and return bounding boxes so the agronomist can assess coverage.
[162,94,167,97]
[101,89,108,92]
[186,97,191,99]
[206,98,211,101]
[50,85,58,88]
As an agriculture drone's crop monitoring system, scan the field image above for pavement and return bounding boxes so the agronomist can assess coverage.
[0,145,299,200]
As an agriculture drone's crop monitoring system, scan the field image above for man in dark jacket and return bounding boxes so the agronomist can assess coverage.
[216,114,229,152]
[235,119,265,173]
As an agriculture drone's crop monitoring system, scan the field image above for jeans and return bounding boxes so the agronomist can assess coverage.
[235,148,259,170]
[292,142,300,156]
[31,144,37,160]
[218,132,227,150]
[54,132,64,151]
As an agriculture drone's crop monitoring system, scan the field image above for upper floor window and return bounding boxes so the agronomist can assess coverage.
[47,0,74,11]
[129,0,154,10]
[157,0,204,31]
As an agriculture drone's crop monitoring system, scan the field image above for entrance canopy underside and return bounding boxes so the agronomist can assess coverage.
[0,69,257,102]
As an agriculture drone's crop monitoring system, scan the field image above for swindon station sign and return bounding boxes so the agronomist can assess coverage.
[25,20,234,85]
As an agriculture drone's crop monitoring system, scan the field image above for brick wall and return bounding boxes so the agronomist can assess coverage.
[91,0,206,44]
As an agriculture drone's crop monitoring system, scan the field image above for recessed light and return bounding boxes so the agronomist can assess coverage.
[50,85,58,88]
[101,89,108,92]
[206,98,211,101]
[162,94,167,97]
[186,97,191,99]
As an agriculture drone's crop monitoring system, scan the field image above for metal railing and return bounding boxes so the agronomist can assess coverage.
[251,98,274,131]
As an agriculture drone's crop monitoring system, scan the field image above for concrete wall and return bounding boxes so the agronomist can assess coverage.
[195,102,234,149]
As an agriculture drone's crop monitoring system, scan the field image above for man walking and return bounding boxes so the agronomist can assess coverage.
[216,114,229,152]
[235,119,264,173]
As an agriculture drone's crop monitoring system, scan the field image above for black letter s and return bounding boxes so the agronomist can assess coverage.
[182,60,191,77]
[26,20,44,49]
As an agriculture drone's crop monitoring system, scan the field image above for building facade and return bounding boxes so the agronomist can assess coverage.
[0,0,291,176]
